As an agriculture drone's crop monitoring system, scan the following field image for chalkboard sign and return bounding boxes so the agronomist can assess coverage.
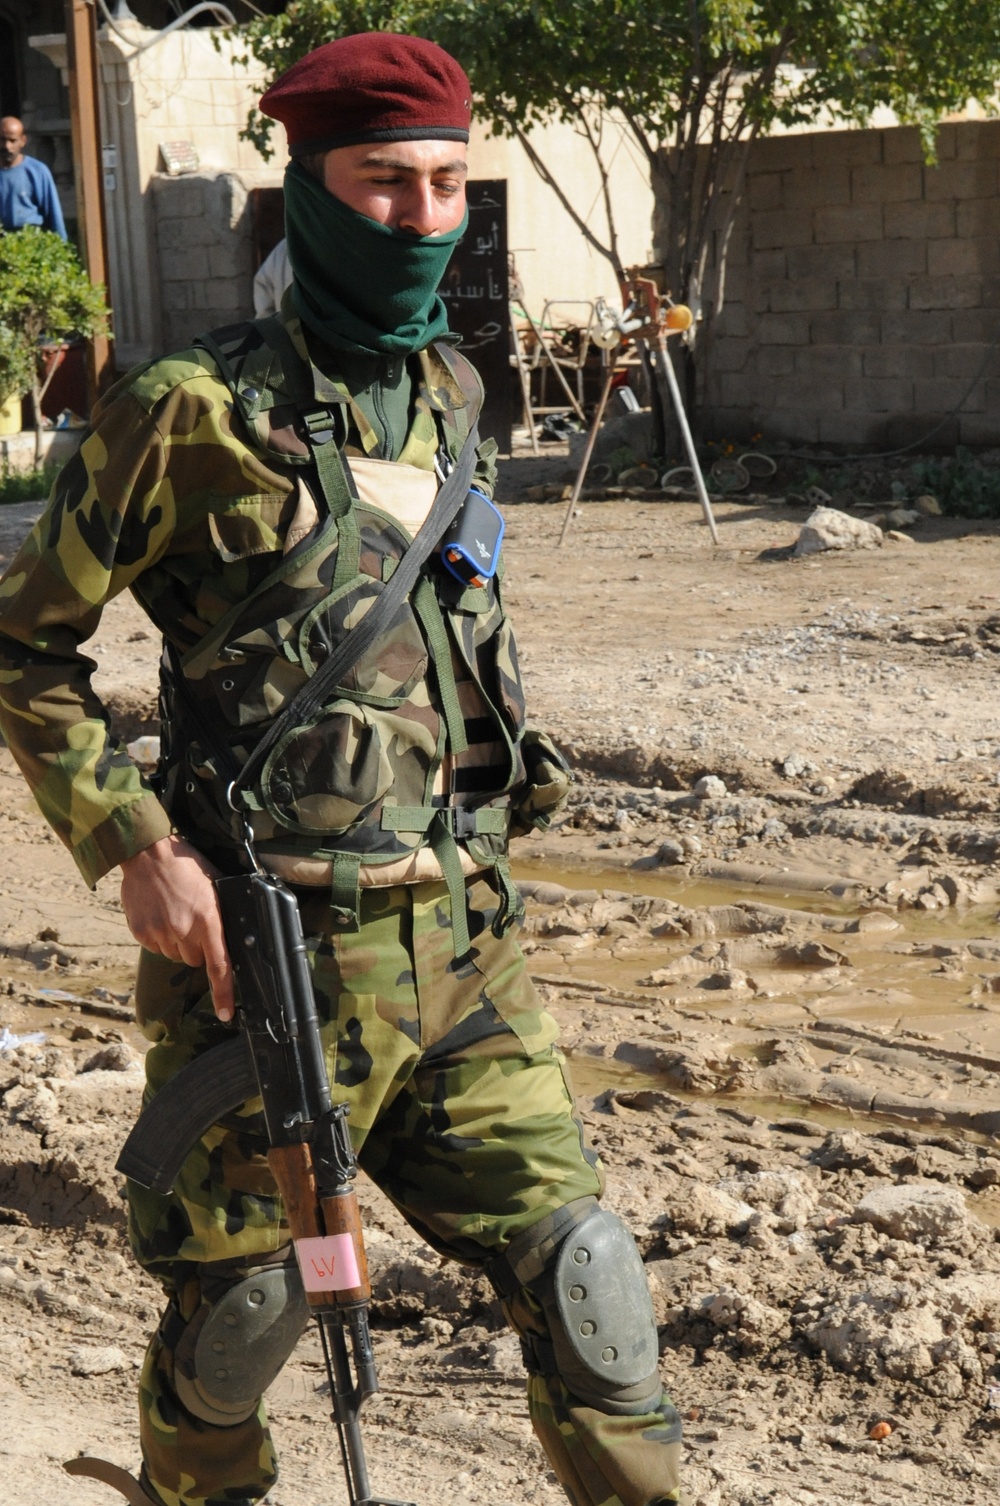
[440,179,512,455]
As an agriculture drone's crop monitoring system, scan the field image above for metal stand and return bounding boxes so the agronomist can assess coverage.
[559,359,617,546]
[650,338,719,545]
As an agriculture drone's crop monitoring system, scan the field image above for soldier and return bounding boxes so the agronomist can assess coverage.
[0,32,682,1506]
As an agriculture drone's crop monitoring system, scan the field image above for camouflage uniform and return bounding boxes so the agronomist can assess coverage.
[0,306,681,1506]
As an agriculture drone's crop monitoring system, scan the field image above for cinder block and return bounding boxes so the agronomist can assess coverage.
[863,346,934,379]
[954,310,1000,342]
[957,199,1000,238]
[757,347,795,375]
[752,209,815,249]
[927,238,1000,277]
[716,303,749,338]
[160,281,190,313]
[759,410,820,443]
[749,249,788,278]
[982,275,1000,309]
[844,377,913,413]
[710,338,753,373]
[933,344,1000,380]
[755,312,811,345]
[766,277,838,313]
[815,203,883,243]
[883,127,924,165]
[781,165,851,209]
[959,121,1000,160]
[157,217,214,254]
[837,279,908,311]
[884,201,957,239]
[814,131,882,167]
[933,125,958,160]
[885,413,959,448]
[958,415,1000,445]
[786,244,857,279]
[856,239,926,277]
[851,163,923,203]
[818,411,889,447]
[747,173,784,211]
[881,310,952,344]
[700,408,758,444]
[984,379,1000,415]
[810,311,881,345]
[208,243,251,280]
[152,178,206,218]
[770,375,844,410]
[752,134,813,173]
[924,159,999,200]
[160,246,209,282]
[718,371,768,408]
[913,375,985,412]
[795,345,863,379]
[908,275,983,311]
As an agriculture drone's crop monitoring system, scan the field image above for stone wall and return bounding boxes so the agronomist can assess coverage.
[152,173,254,351]
[704,119,1000,448]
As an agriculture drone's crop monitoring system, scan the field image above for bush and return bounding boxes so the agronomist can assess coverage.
[911,447,1000,519]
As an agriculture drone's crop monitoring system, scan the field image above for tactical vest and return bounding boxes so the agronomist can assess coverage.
[158,314,528,951]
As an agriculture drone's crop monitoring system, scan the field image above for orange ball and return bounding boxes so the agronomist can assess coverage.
[665,303,693,332]
[869,1421,892,1441]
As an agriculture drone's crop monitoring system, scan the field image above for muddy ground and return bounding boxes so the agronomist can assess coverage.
[4,451,1000,1506]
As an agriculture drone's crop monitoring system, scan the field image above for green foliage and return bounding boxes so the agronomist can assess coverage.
[0,228,110,449]
[911,448,1000,519]
[0,463,58,506]
[236,0,1000,161]
[0,227,109,350]
[0,321,36,406]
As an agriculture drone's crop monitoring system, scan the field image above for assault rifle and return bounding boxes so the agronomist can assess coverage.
[117,872,413,1506]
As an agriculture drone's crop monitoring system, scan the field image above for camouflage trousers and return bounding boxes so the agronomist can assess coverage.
[127,876,682,1506]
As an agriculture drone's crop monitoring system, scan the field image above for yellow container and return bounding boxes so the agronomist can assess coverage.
[0,394,23,435]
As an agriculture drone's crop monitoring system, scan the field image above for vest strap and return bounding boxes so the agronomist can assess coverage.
[330,851,361,932]
[429,813,472,960]
[491,855,524,938]
[380,806,508,836]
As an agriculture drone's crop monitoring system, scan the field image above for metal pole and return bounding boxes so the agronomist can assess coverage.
[650,338,719,546]
[65,0,114,410]
[558,359,616,547]
[509,299,540,456]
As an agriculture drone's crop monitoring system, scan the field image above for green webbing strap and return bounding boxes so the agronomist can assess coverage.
[380,805,508,835]
[330,851,361,932]
[301,410,360,590]
[303,410,355,521]
[412,577,467,755]
[430,812,472,960]
[492,855,523,939]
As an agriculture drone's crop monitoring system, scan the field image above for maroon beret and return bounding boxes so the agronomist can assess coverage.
[260,32,472,157]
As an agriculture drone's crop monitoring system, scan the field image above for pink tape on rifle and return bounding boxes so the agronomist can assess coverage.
[294,1233,362,1293]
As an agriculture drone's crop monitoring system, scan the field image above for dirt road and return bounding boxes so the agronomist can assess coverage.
[3,468,1000,1505]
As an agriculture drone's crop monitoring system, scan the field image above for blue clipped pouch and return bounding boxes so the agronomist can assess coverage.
[440,487,505,588]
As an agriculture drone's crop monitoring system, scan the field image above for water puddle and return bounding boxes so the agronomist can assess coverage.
[515,856,1000,1149]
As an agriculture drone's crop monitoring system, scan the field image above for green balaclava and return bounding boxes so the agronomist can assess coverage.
[283,159,468,357]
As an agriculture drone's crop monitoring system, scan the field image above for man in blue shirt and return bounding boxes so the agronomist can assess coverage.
[0,117,67,238]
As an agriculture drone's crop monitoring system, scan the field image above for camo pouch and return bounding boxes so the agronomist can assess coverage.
[509,729,573,839]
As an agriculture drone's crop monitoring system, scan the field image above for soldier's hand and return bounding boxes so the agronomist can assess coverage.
[119,835,236,1022]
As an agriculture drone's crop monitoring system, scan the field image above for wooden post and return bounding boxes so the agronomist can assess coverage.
[65,0,113,409]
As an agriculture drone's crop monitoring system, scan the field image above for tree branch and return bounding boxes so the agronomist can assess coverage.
[579,107,625,280]
[513,124,619,272]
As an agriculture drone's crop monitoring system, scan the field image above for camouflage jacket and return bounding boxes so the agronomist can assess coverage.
[0,307,505,891]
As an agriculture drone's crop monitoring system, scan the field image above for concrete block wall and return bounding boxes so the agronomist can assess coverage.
[152,174,254,350]
[705,120,1000,448]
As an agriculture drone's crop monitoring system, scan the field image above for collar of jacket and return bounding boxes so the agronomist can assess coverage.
[279,292,469,419]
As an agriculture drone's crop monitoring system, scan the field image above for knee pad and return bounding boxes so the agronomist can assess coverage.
[173,1255,310,1426]
[491,1198,663,1417]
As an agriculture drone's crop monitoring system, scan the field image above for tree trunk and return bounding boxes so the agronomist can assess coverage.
[30,377,44,469]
